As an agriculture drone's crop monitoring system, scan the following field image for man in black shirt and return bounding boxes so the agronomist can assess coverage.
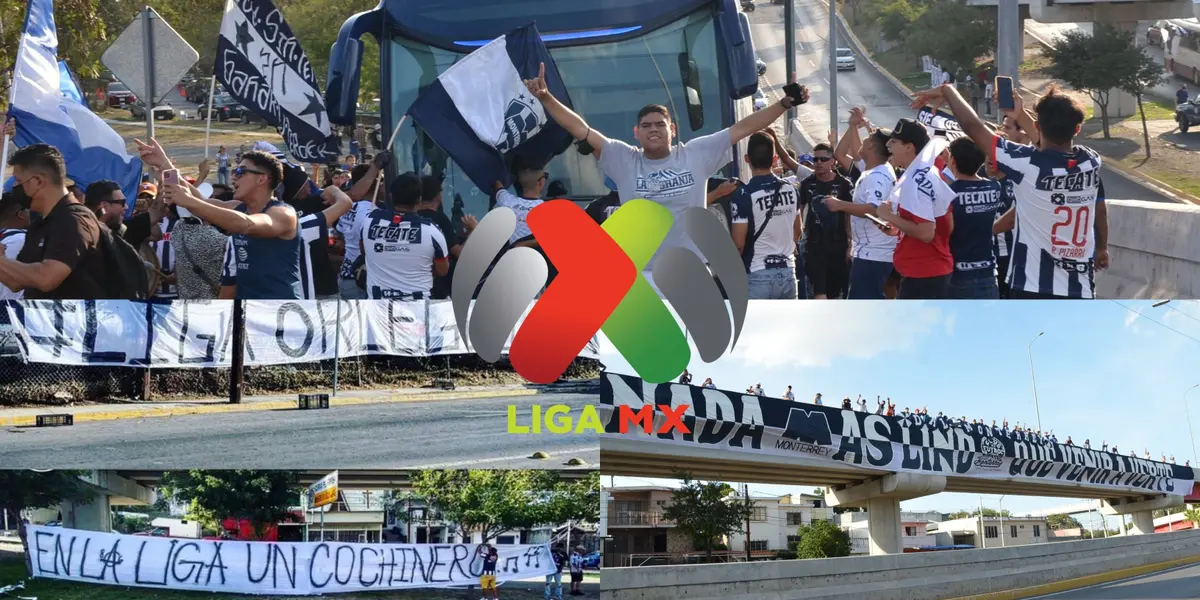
[84,180,165,247]
[419,175,462,299]
[797,143,854,299]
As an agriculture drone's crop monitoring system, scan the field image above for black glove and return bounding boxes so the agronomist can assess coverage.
[373,150,393,170]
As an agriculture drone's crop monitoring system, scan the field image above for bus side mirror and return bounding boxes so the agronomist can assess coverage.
[679,54,704,132]
[326,37,364,125]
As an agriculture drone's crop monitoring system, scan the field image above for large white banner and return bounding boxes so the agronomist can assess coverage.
[2,300,601,368]
[600,373,1197,496]
[28,526,554,595]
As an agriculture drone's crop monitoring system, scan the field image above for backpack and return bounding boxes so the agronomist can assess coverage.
[66,204,149,300]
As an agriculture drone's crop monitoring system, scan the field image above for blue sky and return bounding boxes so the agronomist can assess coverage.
[601,299,1200,524]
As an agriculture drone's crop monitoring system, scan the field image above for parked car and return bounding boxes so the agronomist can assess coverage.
[755,54,767,76]
[1177,99,1200,133]
[835,47,856,71]
[198,93,242,121]
[582,551,601,569]
[740,0,754,11]
[130,100,176,121]
[752,89,768,111]
[106,81,136,108]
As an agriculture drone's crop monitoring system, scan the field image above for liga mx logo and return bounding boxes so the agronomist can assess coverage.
[495,95,544,153]
[451,200,749,384]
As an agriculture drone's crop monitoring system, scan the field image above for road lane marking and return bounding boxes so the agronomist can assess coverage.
[411,447,600,469]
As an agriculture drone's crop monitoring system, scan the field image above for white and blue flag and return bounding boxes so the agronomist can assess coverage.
[4,0,142,206]
[408,23,575,193]
[215,0,335,163]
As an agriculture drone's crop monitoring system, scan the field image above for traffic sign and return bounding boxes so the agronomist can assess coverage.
[101,7,198,105]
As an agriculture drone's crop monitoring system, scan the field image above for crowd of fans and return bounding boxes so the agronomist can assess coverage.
[2,64,1106,303]
[677,370,1184,466]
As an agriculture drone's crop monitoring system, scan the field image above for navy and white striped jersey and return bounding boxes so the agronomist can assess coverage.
[493,189,542,244]
[992,178,1015,260]
[151,217,178,298]
[298,213,329,300]
[358,209,448,300]
[991,136,1101,298]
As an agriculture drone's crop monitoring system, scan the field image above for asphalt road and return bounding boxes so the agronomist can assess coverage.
[1027,561,1200,599]
[0,393,598,470]
[747,1,1175,204]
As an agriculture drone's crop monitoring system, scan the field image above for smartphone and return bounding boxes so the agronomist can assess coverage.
[995,76,1015,111]
[782,83,805,105]
[865,213,889,229]
[162,168,181,187]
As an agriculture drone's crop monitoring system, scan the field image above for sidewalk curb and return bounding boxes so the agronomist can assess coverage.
[943,555,1200,600]
[0,388,539,428]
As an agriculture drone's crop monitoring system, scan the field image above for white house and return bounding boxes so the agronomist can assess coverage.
[726,493,835,554]
[929,516,1049,548]
[840,511,940,555]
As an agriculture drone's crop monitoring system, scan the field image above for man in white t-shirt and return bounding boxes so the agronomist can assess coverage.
[824,128,897,299]
[523,62,808,289]
[0,192,30,300]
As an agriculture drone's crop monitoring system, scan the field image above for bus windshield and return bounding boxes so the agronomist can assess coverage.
[387,6,724,218]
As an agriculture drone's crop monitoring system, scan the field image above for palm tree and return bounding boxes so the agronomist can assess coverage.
[1184,506,1200,528]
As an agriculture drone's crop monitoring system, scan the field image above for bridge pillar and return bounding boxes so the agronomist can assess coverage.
[826,473,947,555]
[1097,14,1139,120]
[59,496,112,532]
[1101,494,1183,535]
[1129,510,1155,535]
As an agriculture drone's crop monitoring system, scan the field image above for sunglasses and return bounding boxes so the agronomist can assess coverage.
[812,156,833,162]
[233,166,267,178]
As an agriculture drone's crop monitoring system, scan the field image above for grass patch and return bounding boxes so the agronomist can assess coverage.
[868,47,929,93]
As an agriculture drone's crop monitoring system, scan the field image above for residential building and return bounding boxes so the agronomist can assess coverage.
[727,494,834,555]
[929,516,1050,548]
[605,486,689,567]
[840,511,940,555]
[305,489,387,543]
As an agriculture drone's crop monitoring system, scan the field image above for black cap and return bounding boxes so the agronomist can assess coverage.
[883,118,929,149]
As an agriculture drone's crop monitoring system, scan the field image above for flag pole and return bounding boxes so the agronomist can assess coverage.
[2,61,19,173]
[372,114,408,202]
[204,76,217,158]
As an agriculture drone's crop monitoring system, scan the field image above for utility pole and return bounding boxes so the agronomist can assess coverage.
[744,483,752,562]
[140,7,157,141]
[784,0,796,134]
[997,0,1021,93]
[229,299,245,403]
[827,0,839,140]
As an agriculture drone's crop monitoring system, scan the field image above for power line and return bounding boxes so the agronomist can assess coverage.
[1164,303,1200,327]
[1109,300,1200,346]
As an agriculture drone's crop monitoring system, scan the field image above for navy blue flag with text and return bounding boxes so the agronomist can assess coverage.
[214,0,336,163]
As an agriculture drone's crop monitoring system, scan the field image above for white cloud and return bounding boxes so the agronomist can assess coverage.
[712,302,945,369]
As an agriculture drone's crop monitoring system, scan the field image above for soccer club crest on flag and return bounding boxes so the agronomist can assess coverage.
[407,22,576,193]
[496,92,545,153]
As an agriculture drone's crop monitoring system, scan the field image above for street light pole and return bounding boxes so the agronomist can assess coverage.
[998,495,1006,547]
[1186,384,1200,467]
[1028,332,1044,432]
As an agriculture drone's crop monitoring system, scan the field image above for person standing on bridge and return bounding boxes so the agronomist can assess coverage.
[523,62,809,291]
[1084,439,1091,449]
[813,393,823,406]
[912,83,1105,298]
[784,386,795,401]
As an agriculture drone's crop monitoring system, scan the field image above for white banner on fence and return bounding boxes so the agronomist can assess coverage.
[3,300,601,368]
[28,526,554,595]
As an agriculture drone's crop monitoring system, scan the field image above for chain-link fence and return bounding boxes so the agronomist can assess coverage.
[0,310,601,405]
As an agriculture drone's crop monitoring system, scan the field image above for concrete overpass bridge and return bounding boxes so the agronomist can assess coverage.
[600,373,1199,555]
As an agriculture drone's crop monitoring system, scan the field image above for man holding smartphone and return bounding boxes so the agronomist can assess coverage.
[523,63,808,291]
[913,82,1102,299]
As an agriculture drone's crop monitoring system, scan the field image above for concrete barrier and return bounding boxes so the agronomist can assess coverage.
[601,530,1200,600]
[1099,199,1200,298]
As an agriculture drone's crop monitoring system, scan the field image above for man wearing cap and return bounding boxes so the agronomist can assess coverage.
[874,119,955,299]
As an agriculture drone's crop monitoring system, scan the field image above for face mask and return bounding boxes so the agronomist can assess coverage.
[9,184,32,210]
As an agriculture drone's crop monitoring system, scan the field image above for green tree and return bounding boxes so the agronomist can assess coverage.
[660,472,753,563]
[875,0,924,46]
[794,519,852,559]
[1044,24,1146,139]
[112,513,151,534]
[1185,507,1200,527]
[1116,44,1166,160]
[157,470,300,540]
[410,470,547,544]
[905,0,995,78]
[0,471,95,574]
[948,508,1012,519]
[1046,513,1083,530]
